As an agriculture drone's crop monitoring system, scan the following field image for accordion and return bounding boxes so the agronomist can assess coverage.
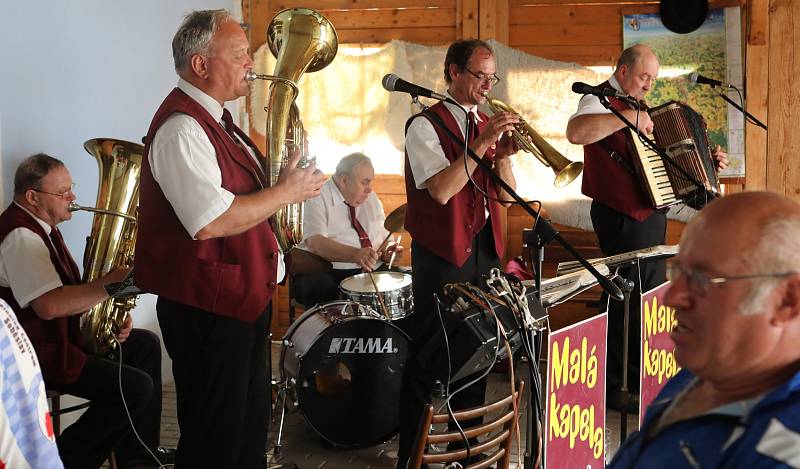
[631,100,720,210]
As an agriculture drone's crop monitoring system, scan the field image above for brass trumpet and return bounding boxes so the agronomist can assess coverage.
[484,95,583,188]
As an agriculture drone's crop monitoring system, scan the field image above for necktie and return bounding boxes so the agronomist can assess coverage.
[49,227,84,346]
[221,108,242,145]
[49,228,80,284]
[221,109,267,187]
[467,111,479,145]
[347,204,372,249]
[468,112,490,225]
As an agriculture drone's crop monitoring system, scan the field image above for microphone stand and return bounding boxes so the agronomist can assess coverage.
[714,87,767,130]
[596,95,719,206]
[409,95,624,469]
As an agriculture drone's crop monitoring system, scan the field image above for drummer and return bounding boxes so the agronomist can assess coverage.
[293,152,403,307]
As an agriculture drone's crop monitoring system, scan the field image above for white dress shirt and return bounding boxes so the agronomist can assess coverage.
[568,75,622,121]
[0,203,64,308]
[405,91,483,190]
[300,178,389,270]
[149,79,284,281]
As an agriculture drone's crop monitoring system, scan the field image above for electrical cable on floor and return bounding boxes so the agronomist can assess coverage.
[115,336,169,469]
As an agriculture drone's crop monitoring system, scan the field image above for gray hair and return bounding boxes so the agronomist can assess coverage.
[172,9,234,73]
[738,216,800,315]
[334,153,373,179]
[14,153,65,196]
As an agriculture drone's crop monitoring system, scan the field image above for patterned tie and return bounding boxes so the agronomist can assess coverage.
[347,203,372,248]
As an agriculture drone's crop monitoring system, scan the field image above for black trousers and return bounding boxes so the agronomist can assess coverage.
[590,201,666,396]
[157,298,271,469]
[395,225,500,468]
[51,329,162,469]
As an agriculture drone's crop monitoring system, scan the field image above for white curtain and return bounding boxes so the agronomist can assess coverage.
[248,39,695,230]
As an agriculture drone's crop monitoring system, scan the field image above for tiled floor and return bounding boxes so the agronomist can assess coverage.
[155,342,638,469]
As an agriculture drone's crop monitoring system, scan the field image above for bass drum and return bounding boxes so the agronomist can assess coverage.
[281,301,409,447]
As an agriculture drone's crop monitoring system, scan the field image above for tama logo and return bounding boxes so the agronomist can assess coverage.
[328,337,398,354]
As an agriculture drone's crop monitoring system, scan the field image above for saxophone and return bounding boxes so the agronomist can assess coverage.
[76,138,143,355]
[246,7,338,252]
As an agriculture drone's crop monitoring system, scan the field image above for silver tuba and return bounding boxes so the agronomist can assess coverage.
[247,8,338,252]
[75,138,142,355]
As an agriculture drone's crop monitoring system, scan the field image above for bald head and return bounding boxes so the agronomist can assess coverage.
[681,191,800,315]
[685,191,800,262]
[615,44,656,71]
[614,44,659,100]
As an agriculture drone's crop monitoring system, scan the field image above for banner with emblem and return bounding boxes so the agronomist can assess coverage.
[640,281,681,425]
[545,313,607,469]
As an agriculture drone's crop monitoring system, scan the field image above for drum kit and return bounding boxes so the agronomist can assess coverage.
[273,204,413,451]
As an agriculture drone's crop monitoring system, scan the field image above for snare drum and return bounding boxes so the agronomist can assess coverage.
[339,271,413,320]
[280,301,409,447]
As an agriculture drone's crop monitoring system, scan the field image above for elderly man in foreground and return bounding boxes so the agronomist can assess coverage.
[608,191,800,468]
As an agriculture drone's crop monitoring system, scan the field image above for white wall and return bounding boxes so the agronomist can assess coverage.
[0,0,242,386]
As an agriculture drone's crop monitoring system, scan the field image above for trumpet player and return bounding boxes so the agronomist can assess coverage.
[135,9,324,469]
[396,38,519,468]
[0,154,164,469]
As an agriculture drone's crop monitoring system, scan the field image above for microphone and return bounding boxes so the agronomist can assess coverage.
[382,74,451,102]
[687,73,733,89]
[571,82,632,100]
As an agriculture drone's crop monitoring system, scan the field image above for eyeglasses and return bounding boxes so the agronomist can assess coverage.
[32,183,76,200]
[462,67,501,86]
[665,261,796,295]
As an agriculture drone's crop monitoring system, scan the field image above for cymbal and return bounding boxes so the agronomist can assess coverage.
[384,203,407,233]
[290,248,333,274]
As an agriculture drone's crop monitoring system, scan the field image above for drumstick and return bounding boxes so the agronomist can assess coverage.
[376,232,394,256]
[388,235,402,270]
[368,271,391,320]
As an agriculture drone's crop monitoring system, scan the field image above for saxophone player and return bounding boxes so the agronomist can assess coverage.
[135,9,324,468]
[0,153,164,469]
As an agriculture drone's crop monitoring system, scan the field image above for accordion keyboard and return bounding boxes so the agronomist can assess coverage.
[632,133,678,208]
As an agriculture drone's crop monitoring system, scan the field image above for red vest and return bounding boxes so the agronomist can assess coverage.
[403,102,505,267]
[135,88,279,322]
[0,203,86,384]
[580,81,654,222]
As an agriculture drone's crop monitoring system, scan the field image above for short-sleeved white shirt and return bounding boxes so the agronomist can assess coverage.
[568,75,621,121]
[300,178,389,270]
[0,203,63,308]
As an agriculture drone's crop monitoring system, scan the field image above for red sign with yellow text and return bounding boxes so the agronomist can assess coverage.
[545,313,607,469]
[639,281,681,425]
